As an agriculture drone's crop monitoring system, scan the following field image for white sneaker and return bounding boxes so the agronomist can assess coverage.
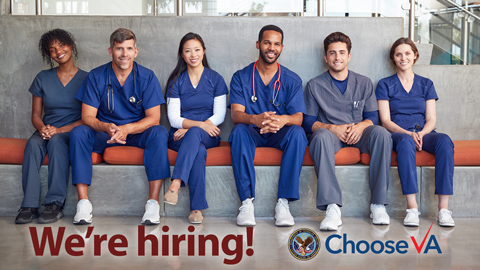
[274,198,295,227]
[73,199,93,225]
[403,208,420,227]
[370,204,390,225]
[237,198,256,226]
[438,209,455,227]
[142,199,160,225]
[320,204,342,231]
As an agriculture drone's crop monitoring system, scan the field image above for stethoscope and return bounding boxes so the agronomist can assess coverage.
[251,60,281,106]
[107,63,137,113]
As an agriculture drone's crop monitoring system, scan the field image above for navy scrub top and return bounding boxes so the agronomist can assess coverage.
[76,62,164,126]
[375,73,438,132]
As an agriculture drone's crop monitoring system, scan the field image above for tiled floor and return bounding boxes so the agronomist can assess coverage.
[1,216,479,269]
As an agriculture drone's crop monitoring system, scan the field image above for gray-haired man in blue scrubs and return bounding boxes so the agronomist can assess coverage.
[303,32,393,231]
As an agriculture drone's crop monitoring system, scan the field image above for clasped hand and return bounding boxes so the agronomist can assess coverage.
[256,111,286,134]
[410,131,423,151]
[331,123,365,145]
[107,123,129,144]
[41,125,60,140]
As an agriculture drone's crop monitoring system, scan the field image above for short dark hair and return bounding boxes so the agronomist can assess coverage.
[110,28,136,48]
[323,32,352,55]
[258,24,284,44]
[38,29,78,68]
[389,37,419,65]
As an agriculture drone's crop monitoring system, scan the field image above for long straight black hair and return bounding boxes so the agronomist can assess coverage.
[165,32,210,99]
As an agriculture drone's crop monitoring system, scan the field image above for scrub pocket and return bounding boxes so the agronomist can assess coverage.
[351,100,365,123]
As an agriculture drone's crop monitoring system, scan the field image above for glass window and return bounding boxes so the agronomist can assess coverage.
[40,0,151,15]
[188,0,304,16]
[11,0,36,15]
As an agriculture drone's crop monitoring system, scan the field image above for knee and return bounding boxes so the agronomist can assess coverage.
[185,126,204,138]
[435,133,454,150]
[287,125,308,144]
[24,136,44,154]
[146,125,168,141]
[370,126,392,143]
[47,134,69,151]
[395,133,415,151]
[229,124,250,141]
[70,125,91,142]
[310,129,334,148]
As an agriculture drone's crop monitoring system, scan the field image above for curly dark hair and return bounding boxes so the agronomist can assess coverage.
[38,29,78,68]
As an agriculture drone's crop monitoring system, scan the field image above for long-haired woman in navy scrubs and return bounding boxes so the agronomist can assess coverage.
[163,32,228,224]
[376,37,455,227]
[16,29,88,224]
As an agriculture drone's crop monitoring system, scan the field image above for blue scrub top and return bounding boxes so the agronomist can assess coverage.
[76,62,164,126]
[167,68,228,122]
[376,73,438,131]
[29,68,88,128]
[228,62,306,116]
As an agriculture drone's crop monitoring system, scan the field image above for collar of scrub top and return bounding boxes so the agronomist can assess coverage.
[251,60,281,106]
[107,62,137,113]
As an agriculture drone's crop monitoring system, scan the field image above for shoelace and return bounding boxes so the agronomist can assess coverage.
[277,200,290,213]
[239,204,249,213]
[371,205,386,214]
[325,206,339,218]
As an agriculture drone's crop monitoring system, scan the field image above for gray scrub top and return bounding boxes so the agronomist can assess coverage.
[305,70,378,125]
[29,68,88,128]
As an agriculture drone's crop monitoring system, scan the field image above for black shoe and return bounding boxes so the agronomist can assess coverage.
[38,203,64,224]
[15,208,39,224]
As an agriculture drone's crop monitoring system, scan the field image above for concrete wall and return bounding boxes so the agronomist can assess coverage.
[0,15,402,140]
[0,14,478,141]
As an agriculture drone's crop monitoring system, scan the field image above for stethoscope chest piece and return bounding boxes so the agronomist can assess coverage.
[129,96,136,103]
[251,95,257,103]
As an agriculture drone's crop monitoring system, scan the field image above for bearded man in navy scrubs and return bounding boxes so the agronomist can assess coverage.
[228,25,308,227]
[70,28,170,225]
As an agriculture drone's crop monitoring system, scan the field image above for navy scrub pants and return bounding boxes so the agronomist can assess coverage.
[70,125,170,185]
[392,131,454,195]
[168,127,220,211]
[228,124,308,202]
[309,125,392,211]
[21,131,70,208]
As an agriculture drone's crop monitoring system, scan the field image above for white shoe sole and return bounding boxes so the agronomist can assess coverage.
[370,214,390,225]
[320,220,342,231]
[142,219,160,225]
[438,221,455,227]
[275,220,294,227]
[73,218,92,225]
[237,220,256,226]
[403,221,419,227]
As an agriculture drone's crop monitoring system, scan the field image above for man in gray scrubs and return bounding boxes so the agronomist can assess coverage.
[303,32,392,230]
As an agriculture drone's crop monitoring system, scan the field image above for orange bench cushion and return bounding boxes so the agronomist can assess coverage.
[103,144,361,166]
[0,137,103,165]
[359,140,480,166]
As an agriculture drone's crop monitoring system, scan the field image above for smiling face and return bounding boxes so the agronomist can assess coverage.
[257,30,284,65]
[324,41,351,74]
[108,39,138,71]
[393,43,417,72]
[49,40,73,65]
[181,39,205,69]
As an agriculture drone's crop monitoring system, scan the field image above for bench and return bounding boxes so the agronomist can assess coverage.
[1,137,479,218]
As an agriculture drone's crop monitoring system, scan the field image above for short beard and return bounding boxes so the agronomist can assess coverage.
[259,49,281,64]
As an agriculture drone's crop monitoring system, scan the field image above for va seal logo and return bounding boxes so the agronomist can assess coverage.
[288,228,320,260]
